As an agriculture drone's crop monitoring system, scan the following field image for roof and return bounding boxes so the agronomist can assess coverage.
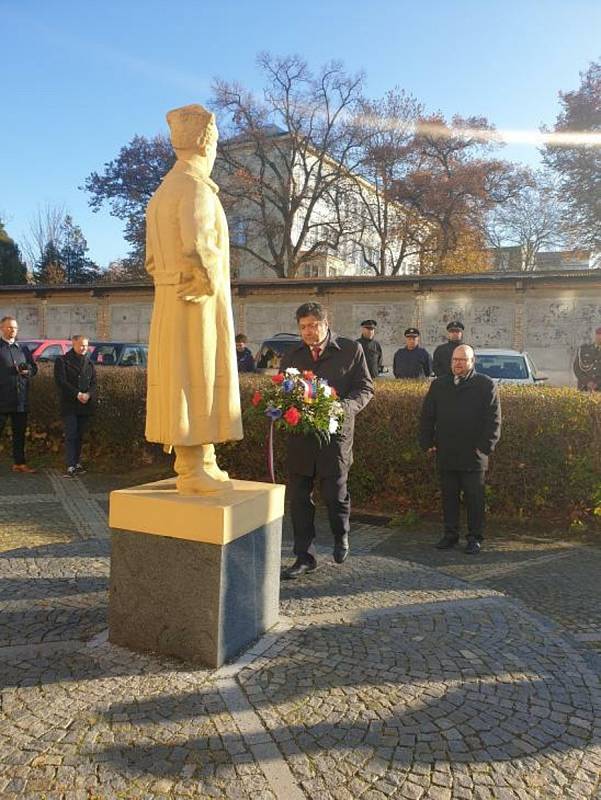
[1,268,600,295]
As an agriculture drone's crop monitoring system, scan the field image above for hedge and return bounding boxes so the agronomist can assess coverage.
[4,367,601,524]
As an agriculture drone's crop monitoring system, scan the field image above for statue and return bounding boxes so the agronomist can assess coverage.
[144,104,243,494]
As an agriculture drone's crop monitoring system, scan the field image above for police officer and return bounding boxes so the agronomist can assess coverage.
[574,326,601,391]
[356,319,383,380]
[433,321,466,377]
[393,328,432,379]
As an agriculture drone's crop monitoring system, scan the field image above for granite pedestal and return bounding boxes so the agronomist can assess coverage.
[108,478,285,668]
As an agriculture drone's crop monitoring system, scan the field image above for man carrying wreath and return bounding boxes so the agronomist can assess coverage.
[280,302,373,580]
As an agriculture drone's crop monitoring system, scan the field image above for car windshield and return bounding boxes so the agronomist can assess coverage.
[18,340,43,349]
[476,355,528,380]
[256,338,300,370]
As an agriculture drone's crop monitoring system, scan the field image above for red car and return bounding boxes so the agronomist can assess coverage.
[17,339,72,362]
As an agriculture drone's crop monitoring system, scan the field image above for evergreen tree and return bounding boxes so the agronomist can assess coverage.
[0,220,27,284]
[35,240,66,284]
[61,215,100,283]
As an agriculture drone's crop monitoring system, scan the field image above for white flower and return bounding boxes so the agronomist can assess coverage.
[329,417,339,434]
[321,385,332,397]
[285,367,300,376]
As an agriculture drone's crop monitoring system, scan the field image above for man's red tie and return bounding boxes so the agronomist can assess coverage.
[311,345,321,362]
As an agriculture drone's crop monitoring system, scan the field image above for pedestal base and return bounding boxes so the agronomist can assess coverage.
[108,478,285,668]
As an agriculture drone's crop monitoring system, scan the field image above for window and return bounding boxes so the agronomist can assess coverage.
[120,346,141,366]
[38,344,63,362]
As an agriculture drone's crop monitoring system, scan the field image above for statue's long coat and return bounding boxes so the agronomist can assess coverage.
[144,159,243,446]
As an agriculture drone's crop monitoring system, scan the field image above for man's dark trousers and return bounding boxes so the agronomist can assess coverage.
[288,472,350,555]
[63,415,90,468]
[0,412,27,465]
[440,469,485,541]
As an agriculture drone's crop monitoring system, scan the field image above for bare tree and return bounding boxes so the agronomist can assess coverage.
[21,204,66,269]
[212,53,365,278]
[347,89,427,276]
[486,171,568,270]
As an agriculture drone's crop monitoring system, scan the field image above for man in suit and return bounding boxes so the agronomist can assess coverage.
[280,302,374,579]
[0,316,38,473]
[54,335,97,477]
[432,321,465,377]
[419,344,501,555]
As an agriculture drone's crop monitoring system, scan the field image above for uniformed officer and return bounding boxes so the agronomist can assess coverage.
[356,319,383,380]
[574,326,601,391]
[393,328,432,379]
[433,321,466,377]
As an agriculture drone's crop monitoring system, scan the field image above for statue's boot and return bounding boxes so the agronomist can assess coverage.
[174,444,232,495]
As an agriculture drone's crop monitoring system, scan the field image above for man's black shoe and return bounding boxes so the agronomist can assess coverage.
[465,539,481,555]
[435,536,459,550]
[281,556,317,580]
[333,534,349,564]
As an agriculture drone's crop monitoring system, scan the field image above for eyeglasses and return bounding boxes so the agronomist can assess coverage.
[452,357,471,363]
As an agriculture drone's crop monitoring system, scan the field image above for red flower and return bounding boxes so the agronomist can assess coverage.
[283,406,301,426]
[302,370,315,379]
[272,373,285,383]
[251,391,262,407]
[330,387,338,398]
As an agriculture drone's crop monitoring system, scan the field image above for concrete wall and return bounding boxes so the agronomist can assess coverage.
[2,272,600,386]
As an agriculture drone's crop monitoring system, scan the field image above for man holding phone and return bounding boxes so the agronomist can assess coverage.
[0,316,38,473]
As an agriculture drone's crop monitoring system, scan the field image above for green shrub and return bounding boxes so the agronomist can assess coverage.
[4,368,600,523]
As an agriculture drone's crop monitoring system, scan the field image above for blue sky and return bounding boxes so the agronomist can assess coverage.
[2,0,600,267]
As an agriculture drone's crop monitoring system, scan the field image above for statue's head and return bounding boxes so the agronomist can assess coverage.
[166,104,218,164]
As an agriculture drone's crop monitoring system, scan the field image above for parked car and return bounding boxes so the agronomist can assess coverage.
[17,339,71,362]
[475,349,547,385]
[89,341,149,367]
[255,333,302,373]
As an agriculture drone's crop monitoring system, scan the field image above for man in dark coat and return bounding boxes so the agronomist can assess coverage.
[54,335,97,477]
[0,316,38,473]
[280,302,374,579]
[573,326,601,391]
[393,328,432,379]
[432,321,465,377]
[235,333,256,373]
[356,319,383,379]
[419,344,501,555]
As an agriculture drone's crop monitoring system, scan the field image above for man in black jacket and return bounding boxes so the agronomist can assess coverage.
[419,344,501,554]
[393,328,432,379]
[54,335,97,477]
[356,319,383,379]
[280,302,374,579]
[0,316,38,473]
[432,321,465,377]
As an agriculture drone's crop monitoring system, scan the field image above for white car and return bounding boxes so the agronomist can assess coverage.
[474,349,547,385]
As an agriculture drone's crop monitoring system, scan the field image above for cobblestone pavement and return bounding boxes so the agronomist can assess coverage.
[2,466,601,798]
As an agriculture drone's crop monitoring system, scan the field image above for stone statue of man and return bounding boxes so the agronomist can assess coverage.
[144,104,243,493]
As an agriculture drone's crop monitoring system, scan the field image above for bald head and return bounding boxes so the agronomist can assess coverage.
[451,345,475,377]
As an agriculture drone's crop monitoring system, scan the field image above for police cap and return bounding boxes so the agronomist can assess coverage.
[360,319,377,328]
[446,321,464,331]
[404,327,420,337]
